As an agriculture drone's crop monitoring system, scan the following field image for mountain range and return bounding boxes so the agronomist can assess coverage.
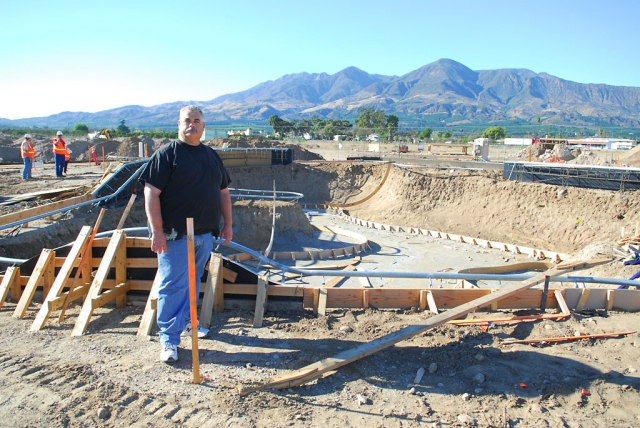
[3,59,640,129]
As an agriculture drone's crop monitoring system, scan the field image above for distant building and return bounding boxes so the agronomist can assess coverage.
[227,128,263,137]
[366,134,380,142]
[505,138,533,146]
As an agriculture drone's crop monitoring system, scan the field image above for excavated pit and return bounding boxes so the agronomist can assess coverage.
[3,161,640,264]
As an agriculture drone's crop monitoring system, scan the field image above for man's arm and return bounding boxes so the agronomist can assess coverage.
[219,187,233,245]
[144,183,167,253]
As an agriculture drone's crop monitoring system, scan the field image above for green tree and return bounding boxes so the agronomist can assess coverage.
[355,107,386,131]
[418,127,431,139]
[268,115,292,136]
[117,120,130,134]
[481,126,506,141]
[443,131,452,138]
[73,123,89,133]
[386,115,399,141]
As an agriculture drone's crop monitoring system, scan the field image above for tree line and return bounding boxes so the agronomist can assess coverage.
[268,108,511,143]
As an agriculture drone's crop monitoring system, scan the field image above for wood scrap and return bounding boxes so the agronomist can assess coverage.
[501,331,636,345]
[237,257,610,395]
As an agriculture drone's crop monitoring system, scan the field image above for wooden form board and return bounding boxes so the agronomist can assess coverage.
[0,267,20,309]
[12,249,55,319]
[239,258,610,395]
[30,226,92,331]
[341,213,566,263]
[199,253,225,329]
[71,230,127,336]
[137,273,161,337]
[0,194,94,227]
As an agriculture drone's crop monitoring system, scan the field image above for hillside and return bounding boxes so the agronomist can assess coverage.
[4,59,640,129]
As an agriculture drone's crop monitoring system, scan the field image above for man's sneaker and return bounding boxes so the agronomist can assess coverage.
[181,323,209,338]
[160,343,178,364]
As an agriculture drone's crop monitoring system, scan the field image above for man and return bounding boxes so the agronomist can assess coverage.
[20,134,35,180]
[52,131,66,178]
[139,105,233,364]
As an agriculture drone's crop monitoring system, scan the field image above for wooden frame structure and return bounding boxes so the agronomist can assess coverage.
[0,232,637,338]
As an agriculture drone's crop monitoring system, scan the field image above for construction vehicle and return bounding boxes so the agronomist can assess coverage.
[398,144,409,153]
[89,129,112,140]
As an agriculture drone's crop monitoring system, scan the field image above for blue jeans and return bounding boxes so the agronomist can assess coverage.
[156,233,213,346]
[22,157,32,179]
[55,153,65,177]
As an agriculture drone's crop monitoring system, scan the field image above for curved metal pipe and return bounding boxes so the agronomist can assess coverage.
[229,188,304,201]
[0,163,145,232]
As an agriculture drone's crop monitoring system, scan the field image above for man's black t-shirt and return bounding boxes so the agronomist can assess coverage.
[139,140,231,240]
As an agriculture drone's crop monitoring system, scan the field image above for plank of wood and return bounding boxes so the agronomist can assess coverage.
[606,289,615,311]
[116,193,137,230]
[447,313,568,325]
[362,289,369,309]
[554,290,570,315]
[223,267,238,283]
[13,249,55,319]
[213,256,225,313]
[419,290,427,311]
[502,331,636,345]
[0,194,94,227]
[313,289,320,316]
[30,226,92,331]
[317,288,328,316]
[91,282,131,309]
[137,273,160,336]
[200,253,222,328]
[48,285,89,311]
[241,258,609,393]
[253,276,268,327]
[323,265,357,288]
[115,232,127,308]
[426,291,438,314]
[575,288,591,312]
[0,267,20,309]
[71,230,125,336]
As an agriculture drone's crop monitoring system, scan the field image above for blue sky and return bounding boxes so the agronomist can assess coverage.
[1,0,638,120]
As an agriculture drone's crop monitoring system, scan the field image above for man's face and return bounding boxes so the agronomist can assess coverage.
[178,110,205,145]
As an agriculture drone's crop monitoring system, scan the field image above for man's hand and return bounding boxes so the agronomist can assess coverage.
[220,223,233,245]
[151,232,167,254]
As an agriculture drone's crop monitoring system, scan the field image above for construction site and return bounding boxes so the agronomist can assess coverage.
[1,132,640,427]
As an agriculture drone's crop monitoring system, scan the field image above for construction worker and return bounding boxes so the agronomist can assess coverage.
[20,134,35,180]
[52,131,66,178]
[64,146,72,176]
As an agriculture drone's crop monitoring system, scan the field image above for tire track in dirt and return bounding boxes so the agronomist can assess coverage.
[0,351,226,426]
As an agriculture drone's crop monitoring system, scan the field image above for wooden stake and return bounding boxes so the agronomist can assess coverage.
[71,230,125,336]
[554,290,570,315]
[13,249,55,319]
[253,276,268,327]
[116,194,137,230]
[58,210,106,323]
[186,218,201,384]
[0,267,20,309]
[199,253,222,328]
[575,288,591,312]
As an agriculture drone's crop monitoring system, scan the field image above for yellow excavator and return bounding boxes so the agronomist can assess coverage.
[89,129,112,140]
[96,129,112,140]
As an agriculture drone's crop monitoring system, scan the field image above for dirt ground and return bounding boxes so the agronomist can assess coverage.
[1,134,640,427]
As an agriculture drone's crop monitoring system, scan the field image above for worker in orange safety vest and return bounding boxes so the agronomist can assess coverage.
[52,131,66,178]
[21,134,35,180]
[64,146,72,176]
